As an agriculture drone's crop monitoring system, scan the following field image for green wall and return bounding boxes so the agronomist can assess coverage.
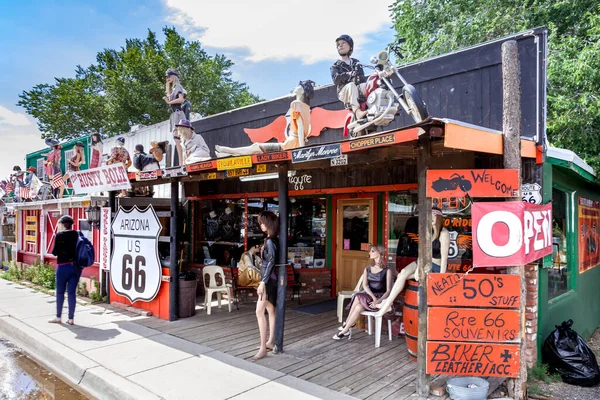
[25,136,91,179]
[539,163,600,346]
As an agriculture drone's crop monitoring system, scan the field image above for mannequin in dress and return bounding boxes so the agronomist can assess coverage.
[215,80,315,157]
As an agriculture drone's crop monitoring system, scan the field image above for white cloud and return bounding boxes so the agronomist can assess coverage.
[0,106,31,127]
[0,112,46,177]
[164,0,392,64]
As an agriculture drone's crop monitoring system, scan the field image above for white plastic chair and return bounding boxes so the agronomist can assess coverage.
[358,277,404,348]
[337,275,364,323]
[202,265,233,315]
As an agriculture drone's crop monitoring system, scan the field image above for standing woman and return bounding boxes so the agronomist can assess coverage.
[62,141,85,196]
[48,215,81,325]
[253,211,279,361]
[163,69,187,165]
[334,244,393,340]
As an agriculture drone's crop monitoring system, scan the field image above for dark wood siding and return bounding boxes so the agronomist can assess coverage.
[192,28,547,156]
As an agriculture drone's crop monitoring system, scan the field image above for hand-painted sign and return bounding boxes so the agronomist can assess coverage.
[428,308,520,342]
[99,207,111,271]
[162,165,188,178]
[428,273,521,308]
[578,197,600,273]
[426,169,519,198]
[291,144,341,163]
[186,160,216,172]
[426,342,520,377]
[289,173,312,190]
[110,205,162,303]
[253,152,290,163]
[472,201,552,267]
[217,156,252,171]
[522,183,542,204]
[70,164,131,194]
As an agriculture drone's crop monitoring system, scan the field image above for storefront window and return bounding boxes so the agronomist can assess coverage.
[288,197,327,268]
[198,199,245,266]
[342,204,370,251]
[549,189,569,299]
[388,192,473,273]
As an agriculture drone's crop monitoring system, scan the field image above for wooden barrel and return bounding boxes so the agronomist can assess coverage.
[403,279,419,361]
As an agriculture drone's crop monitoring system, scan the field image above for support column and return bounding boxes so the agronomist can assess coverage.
[274,163,288,354]
[416,132,432,397]
[502,39,527,400]
[107,190,117,302]
[169,181,179,321]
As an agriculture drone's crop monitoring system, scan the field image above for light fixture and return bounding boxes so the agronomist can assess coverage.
[86,205,101,229]
[239,173,279,182]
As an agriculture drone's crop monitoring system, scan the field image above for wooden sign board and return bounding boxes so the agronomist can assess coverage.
[426,169,519,198]
[428,308,520,342]
[428,273,521,308]
[427,342,520,377]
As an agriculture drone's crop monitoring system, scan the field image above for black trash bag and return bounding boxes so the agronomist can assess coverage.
[542,319,600,387]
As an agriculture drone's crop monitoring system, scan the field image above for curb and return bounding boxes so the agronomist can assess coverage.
[0,315,161,400]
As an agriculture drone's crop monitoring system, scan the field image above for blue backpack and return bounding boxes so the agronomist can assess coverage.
[76,231,95,268]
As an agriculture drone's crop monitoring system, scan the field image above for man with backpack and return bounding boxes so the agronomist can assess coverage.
[48,215,95,325]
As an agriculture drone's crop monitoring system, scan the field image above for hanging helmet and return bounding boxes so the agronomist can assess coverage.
[335,34,354,55]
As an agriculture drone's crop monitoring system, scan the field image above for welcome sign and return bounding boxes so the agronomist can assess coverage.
[70,163,131,194]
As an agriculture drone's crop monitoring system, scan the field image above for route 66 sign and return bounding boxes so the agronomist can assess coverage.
[448,231,459,259]
[522,183,542,204]
[110,205,162,302]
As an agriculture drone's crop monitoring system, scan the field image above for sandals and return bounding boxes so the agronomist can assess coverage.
[332,331,350,340]
[48,318,62,324]
[338,322,356,331]
[66,319,74,325]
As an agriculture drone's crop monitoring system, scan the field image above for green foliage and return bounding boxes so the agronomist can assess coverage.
[88,276,105,302]
[527,383,551,397]
[18,27,262,140]
[22,261,56,290]
[1,261,24,282]
[390,0,600,171]
[528,361,562,383]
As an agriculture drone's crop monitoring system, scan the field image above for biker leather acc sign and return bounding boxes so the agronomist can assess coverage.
[472,201,552,267]
[426,169,519,198]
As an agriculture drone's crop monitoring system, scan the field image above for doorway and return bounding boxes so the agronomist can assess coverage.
[335,197,376,293]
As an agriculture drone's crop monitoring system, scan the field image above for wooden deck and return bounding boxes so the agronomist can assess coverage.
[133,299,501,399]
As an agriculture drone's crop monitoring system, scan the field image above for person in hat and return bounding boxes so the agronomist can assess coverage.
[133,144,160,172]
[174,119,210,164]
[43,139,64,198]
[61,141,86,196]
[106,137,132,169]
[331,34,368,120]
[164,69,188,164]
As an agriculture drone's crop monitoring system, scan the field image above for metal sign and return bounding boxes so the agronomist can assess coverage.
[99,207,111,271]
[330,155,348,166]
[472,201,552,267]
[216,156,252,171]
[162,165,188,178]
[136,170,158,181]
[186,160,216,172]
[253,152,290,163]
[291,144,341,163]
[426,169,520,198]
[522,183,542,204]
[110,205,162,303]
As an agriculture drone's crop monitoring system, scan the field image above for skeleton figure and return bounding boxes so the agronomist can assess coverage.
[215,80,315,157]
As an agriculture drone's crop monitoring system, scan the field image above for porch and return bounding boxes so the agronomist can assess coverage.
[133,299,502,399]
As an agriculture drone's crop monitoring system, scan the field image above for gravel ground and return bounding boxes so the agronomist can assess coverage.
[487,327,600,400]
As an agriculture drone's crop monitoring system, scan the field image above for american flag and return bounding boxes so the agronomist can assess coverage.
[51,173,64,189]
[5,182,14,194]
[18,185,31,199]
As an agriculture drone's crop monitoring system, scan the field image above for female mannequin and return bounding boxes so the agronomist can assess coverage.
[391,207,450,297]
[164,69,187,165]
[43,139,64,198]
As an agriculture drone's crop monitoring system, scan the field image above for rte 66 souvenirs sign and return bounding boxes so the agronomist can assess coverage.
[472,201,552,267]
[110,205,162,303]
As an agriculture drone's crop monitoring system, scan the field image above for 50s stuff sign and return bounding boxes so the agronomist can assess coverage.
[110,205,162,303]
[472,201,552,267]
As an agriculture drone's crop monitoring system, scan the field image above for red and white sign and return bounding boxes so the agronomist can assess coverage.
[473,201,552,267]
[70,163,131,194]
[99,207,111,271]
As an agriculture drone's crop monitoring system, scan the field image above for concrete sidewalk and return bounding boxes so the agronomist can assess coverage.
[0,279,355,400]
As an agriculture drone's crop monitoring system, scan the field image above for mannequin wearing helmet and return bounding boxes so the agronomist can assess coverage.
[163,69,188,166]
[330,35,368,120]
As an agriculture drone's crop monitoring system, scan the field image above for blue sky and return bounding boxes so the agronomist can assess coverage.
[0,0,396,175]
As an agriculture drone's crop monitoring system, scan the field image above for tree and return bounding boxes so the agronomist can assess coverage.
[18,27,261,140]
[390,0,600,170]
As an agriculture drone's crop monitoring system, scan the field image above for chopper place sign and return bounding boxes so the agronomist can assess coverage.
[110,205,162,303]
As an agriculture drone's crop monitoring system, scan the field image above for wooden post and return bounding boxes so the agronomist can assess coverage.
[273,163,288,354]
[417,132,432,397]
[502,40,527,400]
[169,181,179,321]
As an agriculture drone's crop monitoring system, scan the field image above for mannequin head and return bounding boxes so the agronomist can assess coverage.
[258,211,279,237]
[209,210,217,219]
[116,137,125,147]
[292,80,316,105]
[165,69,182,96]
[369,244,386,267]
[432,207,444,237]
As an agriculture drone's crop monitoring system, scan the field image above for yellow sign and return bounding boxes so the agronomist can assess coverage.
[25,235,37,242]
[26,216,37,222]
[217,156,252,171]
[207,172,217,180]
[256,164,267,173]
[226,168,251,178]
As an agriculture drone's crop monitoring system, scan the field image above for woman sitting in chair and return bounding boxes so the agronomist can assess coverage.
[334,244,393,340]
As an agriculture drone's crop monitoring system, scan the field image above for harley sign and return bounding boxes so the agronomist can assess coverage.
[110,205,162,302]
[472,201,552,267]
